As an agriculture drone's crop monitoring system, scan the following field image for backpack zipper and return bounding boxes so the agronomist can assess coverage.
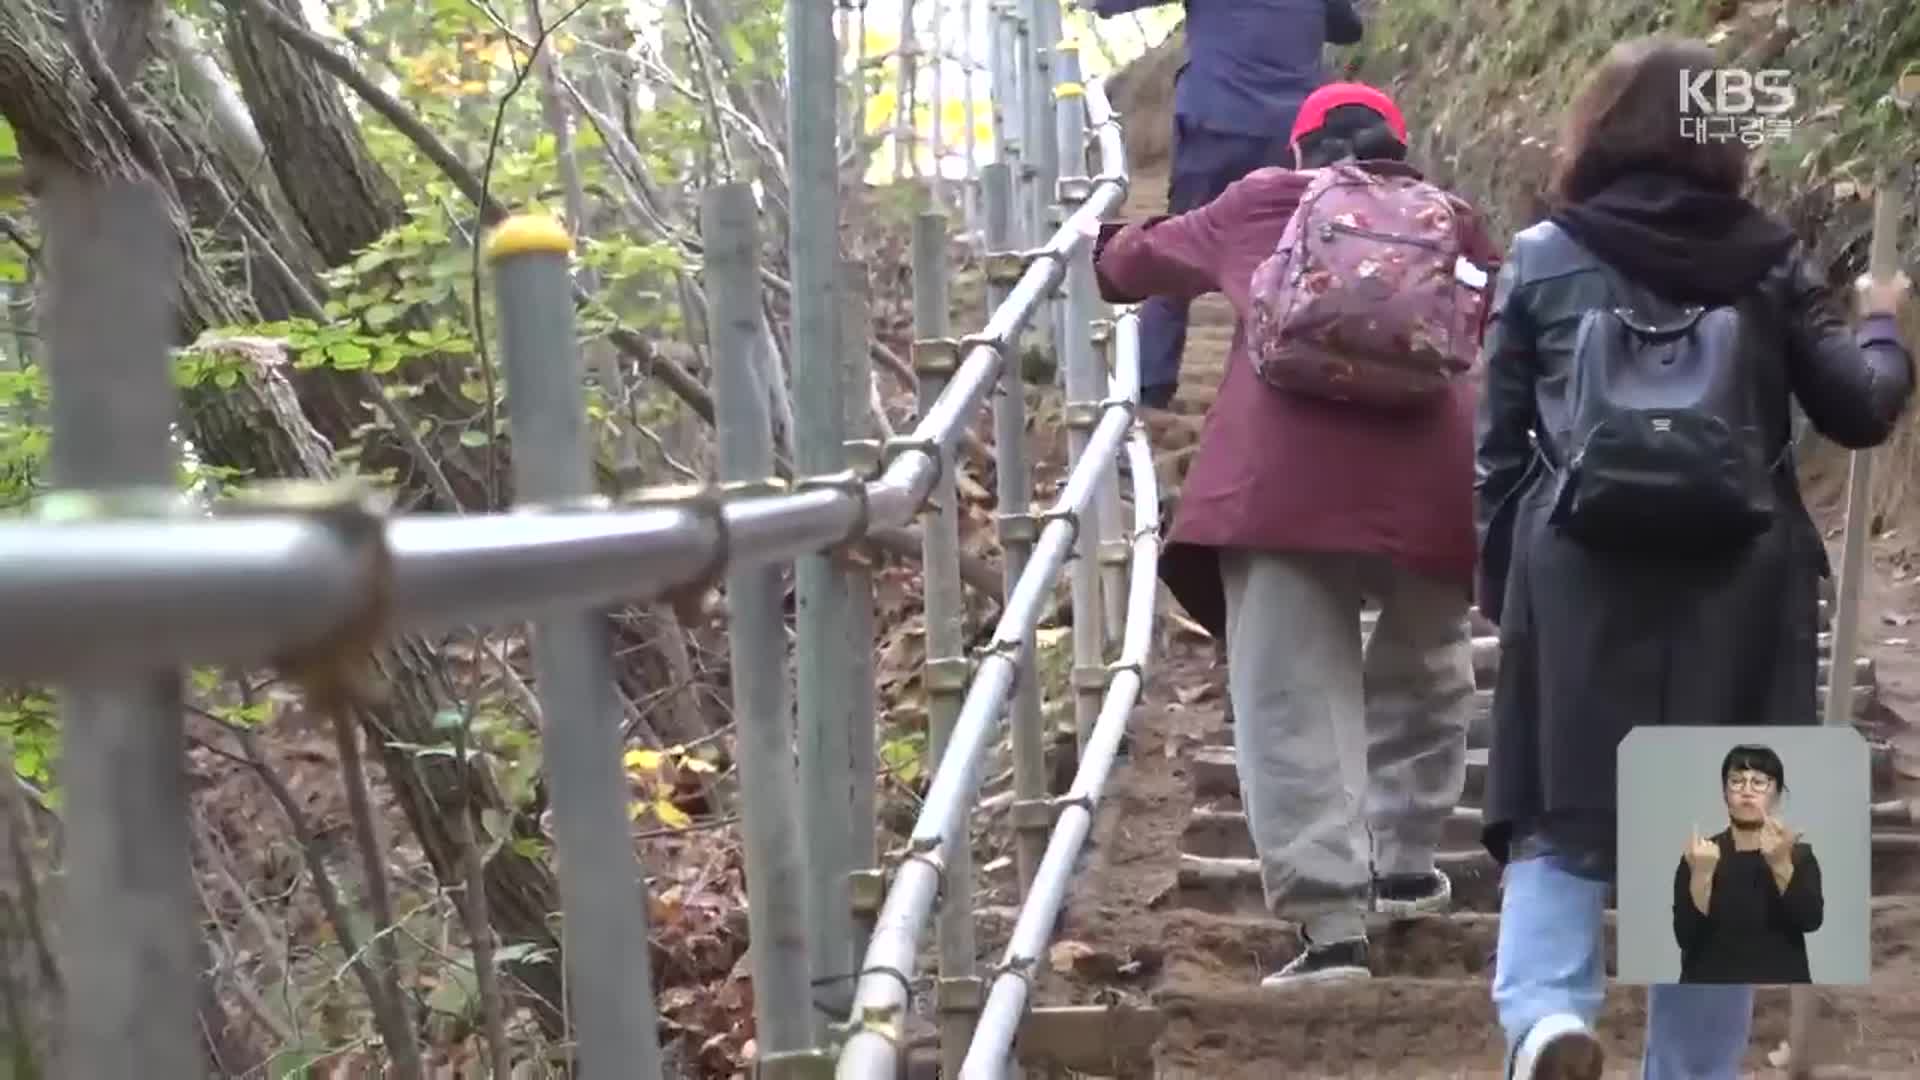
[1322,220,1450,252]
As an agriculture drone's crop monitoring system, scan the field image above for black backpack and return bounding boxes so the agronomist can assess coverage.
[1547,300,1788,554]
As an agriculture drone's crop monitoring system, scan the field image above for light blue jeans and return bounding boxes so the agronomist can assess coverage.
[1493,851,1756,1079]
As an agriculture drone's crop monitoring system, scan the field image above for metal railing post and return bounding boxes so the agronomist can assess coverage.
[700,185,826,1072]
[789,0,858,1032]
[912,210,984,1073]
[1013,6,1039,246]
[41,174,201,1080]
[1029,0,1063,372]
[839,257,884,962]
[1055,73,1106,753]
[1793,149,1906,1080]
[984,163,1049,895]
[960,0,980,229]
[1091,325,1128,641]
[486,214,664,1079]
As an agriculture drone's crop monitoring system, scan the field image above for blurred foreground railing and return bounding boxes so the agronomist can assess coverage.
[0,4,1162,1073]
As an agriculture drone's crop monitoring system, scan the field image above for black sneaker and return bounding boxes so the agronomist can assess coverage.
[1373,869,1452,919]
[1259,935,1370,989]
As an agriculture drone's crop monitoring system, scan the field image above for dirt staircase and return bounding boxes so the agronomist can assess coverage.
[1008,156,1920,1079]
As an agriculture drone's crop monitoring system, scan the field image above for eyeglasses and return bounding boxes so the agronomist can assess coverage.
[1726,774,1776,793]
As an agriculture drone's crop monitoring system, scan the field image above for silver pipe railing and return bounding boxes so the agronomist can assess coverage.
[833,72,1134,1080]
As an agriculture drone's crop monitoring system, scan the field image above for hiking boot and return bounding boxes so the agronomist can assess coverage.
[1373,869,1452,919]
[1258,935,1370,989]
[1512,1013,1604,1080]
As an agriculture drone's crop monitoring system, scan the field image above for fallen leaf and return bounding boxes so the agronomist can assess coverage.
[625,748,665,772]
[1048,939,1099,972]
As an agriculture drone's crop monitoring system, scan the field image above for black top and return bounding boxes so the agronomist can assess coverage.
[1671,828,1824,984]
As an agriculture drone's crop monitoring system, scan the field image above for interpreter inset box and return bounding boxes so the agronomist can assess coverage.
[1616,726,1870,986]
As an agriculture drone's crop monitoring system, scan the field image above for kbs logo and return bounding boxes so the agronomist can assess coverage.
[1678,69,1796,146]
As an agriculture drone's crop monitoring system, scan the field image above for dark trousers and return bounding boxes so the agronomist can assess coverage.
[1139,113,1299,409]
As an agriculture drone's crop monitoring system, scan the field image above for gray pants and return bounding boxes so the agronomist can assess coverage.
[1220,549,1475,942]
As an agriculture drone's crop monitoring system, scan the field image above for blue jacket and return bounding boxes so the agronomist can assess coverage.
[1091,0,1363,136]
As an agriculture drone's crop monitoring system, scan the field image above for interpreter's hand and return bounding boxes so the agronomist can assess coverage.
[1759,815,1799,869]
[1685,826,1720,875]
[1855,271,1911,318]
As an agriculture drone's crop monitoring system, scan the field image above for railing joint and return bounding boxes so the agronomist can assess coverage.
[622,481,732,617]
[1062,400,1101,432]
[1038,505,1080,537]
[882,435,945,497]
[1098,394,1138,421]
[794,468,872,550]
[842,437,885,480]
[1106,659,1145,681]
[1097,538,1131,567]
[1051,792,1095,814]
[1088,318,1115,347]
[958,330,1013,361]
[1056,175,1095,206]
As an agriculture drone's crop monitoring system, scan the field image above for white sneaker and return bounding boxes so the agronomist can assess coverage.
[1512,1013,1604,1080]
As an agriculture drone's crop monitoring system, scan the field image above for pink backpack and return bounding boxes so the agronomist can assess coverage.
[1247,163,1489,409]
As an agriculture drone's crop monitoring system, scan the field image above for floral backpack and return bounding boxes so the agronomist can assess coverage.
[1246,162,1490,409]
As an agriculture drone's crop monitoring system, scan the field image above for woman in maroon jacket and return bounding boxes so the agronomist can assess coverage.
[1094,83,1503,987]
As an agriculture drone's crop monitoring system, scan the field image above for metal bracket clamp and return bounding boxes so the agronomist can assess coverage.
[1056,175,1095,206]
[624,481,732,622]
[1062,400,1101,432]
[983,250,1029,286]
[1088,319,1115,348]
[924,655,972,701]
[842,437,885,480]
[795,468,872,551]
[996,510,1040,545]
[848,867,888,918]
[1037,505,1081,541]
[988,954,1038,990]
[1071,664,1109,695]
[936,975,986,1015]
[882,435,945,500]
[1051,792,1095,814]
[1010,797,1056,833]
[1106,659,1144,682]
[911,337,963,379]
[753,1049,836,1080]
[217,479,395,713]
[1097,394,1138,422]
[1096,538,1130,568]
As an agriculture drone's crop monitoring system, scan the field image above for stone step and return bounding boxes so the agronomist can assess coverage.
[1181,801,1920,863]
[1173,834,1920,919]
[1194,680,1877,755]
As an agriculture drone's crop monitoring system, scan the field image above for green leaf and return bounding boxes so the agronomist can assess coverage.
[364,302,402,327]
[213,368,239,389]
[459,429,490,448]
[327,341,371,369]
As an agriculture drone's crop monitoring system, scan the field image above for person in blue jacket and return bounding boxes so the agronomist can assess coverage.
[1086,0,1365,410]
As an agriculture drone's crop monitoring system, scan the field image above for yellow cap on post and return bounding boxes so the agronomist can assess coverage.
[484,213,574,262]
[1054,82,1085,100]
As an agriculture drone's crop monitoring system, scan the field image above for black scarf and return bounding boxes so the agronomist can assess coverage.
[1549,171,1798,306]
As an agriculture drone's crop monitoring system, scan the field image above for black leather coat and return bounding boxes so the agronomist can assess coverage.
[1474,221,1913,864]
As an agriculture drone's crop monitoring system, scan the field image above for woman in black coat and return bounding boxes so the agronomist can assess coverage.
[1472,37,1912,1080]
[1673,744,1824,986]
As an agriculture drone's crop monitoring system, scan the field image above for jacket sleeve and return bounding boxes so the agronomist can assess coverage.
[1775,842,1824,934]
[1673,855,1708,953]
[1094,176,1261,305]
[1325,0,1364,45]
[1473,248,1536,626]
[1784,256,1914,449]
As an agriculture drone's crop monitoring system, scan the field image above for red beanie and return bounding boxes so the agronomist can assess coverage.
[1290,82,1409,147]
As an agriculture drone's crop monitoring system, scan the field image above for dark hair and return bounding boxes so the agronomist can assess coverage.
[1550,36,1750,204]
[1296,103,1409,169]
[1721,744,1787,792]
